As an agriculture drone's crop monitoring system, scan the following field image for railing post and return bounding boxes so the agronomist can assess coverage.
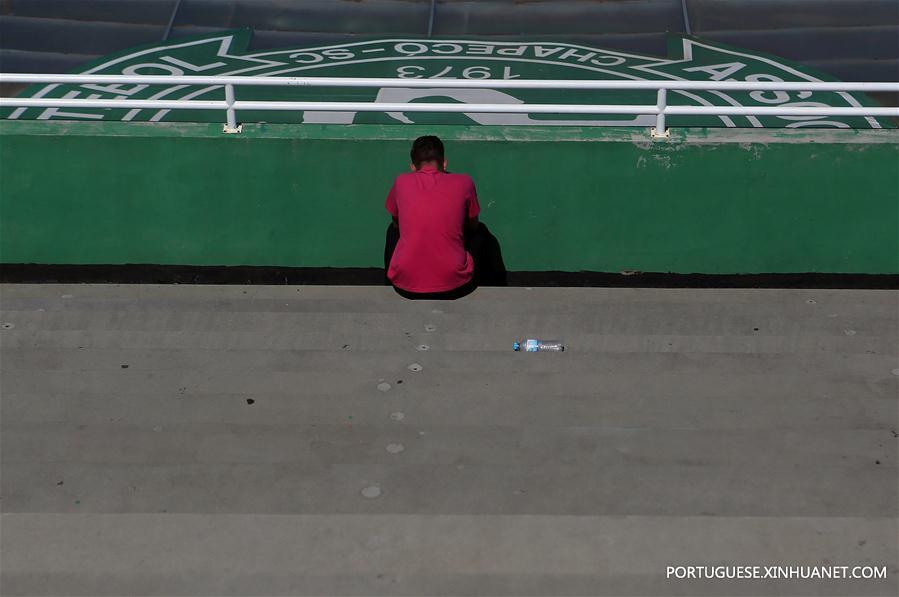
[652,88,669,139]
[223,84,241,134]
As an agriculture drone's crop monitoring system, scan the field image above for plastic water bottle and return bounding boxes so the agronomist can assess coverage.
[513,339,564,352]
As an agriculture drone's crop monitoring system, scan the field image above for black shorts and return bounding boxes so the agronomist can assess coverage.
[391,278,477,300]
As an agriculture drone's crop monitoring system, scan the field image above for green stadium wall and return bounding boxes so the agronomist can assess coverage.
[1,121,897,275]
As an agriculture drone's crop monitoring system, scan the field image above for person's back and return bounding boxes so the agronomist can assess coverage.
[384,136,480,298]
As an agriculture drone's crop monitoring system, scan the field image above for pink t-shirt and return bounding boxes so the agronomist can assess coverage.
[385,166,480,293]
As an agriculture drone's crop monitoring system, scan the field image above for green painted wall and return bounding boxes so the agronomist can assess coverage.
[1,121,897,274]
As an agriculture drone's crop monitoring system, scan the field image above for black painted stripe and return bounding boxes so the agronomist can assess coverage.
[2,263,897,289]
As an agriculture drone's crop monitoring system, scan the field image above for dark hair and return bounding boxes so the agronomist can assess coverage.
[410,135,445,169]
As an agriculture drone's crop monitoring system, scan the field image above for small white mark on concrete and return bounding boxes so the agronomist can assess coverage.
[408,363,423,372]
[377,382,392,392]
[1,323,14,330]
[431,309,444,314]
[806,298,817,304]
[389,411,405,422]
[891,368,899,376]
[424,324,437,332]
[844,329,857,336]
[37,308,45,312]
[152,425,162,432]
[418,430,427,436]
[61,294,73,299]
[361,485,382,499]
[385,443,405,454]
[416,344,429,351]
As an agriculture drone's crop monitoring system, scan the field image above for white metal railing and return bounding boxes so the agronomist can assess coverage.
[1,73,897,136]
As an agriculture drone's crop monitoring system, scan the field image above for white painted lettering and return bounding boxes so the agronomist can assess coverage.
[428,66,453,78]
[396,65,425,78]
[394,42,428,56]
[288,52,324,64]
[431,43,464,55]
[559,48,596,62]
[684,62,746,80]
[322,48,355,60]
[466,44,495,56]
[37,90,104,120]
[590,55,626,67]
[532,46,563,58]
[746,74,790,104]
[462,66,491,79]
[496,45,527,56]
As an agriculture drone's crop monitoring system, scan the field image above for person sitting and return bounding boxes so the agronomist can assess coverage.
[384,135,504,299]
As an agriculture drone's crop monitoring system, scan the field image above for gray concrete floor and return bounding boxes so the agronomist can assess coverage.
[0,283,897,596]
